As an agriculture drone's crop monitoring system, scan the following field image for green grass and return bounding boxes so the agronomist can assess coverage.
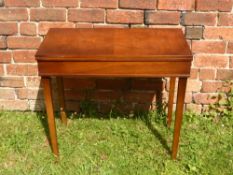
[0,111,232,175]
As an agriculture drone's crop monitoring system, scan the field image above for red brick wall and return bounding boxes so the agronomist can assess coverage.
[0,0,232,113]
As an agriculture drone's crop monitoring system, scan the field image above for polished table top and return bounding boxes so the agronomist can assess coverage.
[36,28,192,62]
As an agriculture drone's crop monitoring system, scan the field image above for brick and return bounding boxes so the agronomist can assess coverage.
[199,69,215,80]
[16,88,42,100]
[204,27,233,41]
[26,77,41,87]
[0,65,3,75]
[42,0,78,7]
[64,90,85,100]
[120,0,156,10]
[202,81,222,93]
[107,10,144,24]
[230,57,233,68]
[7,36,41,49]
[217,70,233,80]
[194,55,228,68]
[193,93,218,104]
[20,23,37,36]
[196,0,233,12]
[186,79,202,92]
[0,23,17,35]
[131,78,164,91]
[76,23,93,28]
[0,51,11,63]
[190,68,199,79]
[30,9,66,21]
[185,26,203,39]
[182,13,217,26]
[145,11,180,25]
[0,36,6,48]
[0,77,25,87]
[0,88,15,99]
[192,41,226,54]
[13,50,36,63]
[124,91,155,103]
[186,103,202,113]
[68,9,105,23]
[0,9,28,21]
[38,22,75,35]
[92,90,121,101]
[81,0,118,8]
[29,100,45,111]
[0,100,28,110]
[5,0,40,7]
[158,0,195,10]
[185,92,192,103]
[96,79,128,90]
[64,78,95,89]
[219,13,233,26]
[6,64,38,76]
[94,24,128,28]
[228,42,233,53]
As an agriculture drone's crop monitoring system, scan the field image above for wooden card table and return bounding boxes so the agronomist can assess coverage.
[36,28,193,159]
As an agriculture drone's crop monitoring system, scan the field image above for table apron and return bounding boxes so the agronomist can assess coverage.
[38,61,191,77]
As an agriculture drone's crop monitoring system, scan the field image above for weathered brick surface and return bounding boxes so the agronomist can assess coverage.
[6,64,38,76]
[20,23,37,36]
[0,77,25,88]
[38,22,75,35]
[186,26,203,39]
[204,27,233,41]
[5,0,40,7]
[0,88,15,99]
[217,70,233,80]
[31,9,66,21]
[228,42,233,53]
[0,9,28,21]
[192,41,226,54]
[68,9,105,22]
[0,51,12,63]
[13,50,37,63]
[218,13,233,26]
[120,0,156,10]
[199,69,216,80]
[42,0,78,7]
[0,23,17,35]
[196,0,233,12]
[107,10,144,24]
[201,81,223,92]
[81,0,118,8]
[7,36,41,49]
[146,11,180,24]
[158,0,195,10]
[182,13,217,26]
[0,36,7,48]
[0,0,232,112]
[194,55,228,68]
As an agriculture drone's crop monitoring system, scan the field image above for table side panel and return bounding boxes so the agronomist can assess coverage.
[38,61,192,77]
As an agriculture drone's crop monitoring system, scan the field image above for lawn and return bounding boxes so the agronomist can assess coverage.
[0,111,232,175]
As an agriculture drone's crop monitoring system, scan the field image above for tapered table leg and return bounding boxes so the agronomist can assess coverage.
[42,77,59,157]
[172,77,187,159]
[167,77,176,127]
[56,77,67,125]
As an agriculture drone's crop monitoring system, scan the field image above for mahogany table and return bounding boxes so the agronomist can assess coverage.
[36,28,192,159]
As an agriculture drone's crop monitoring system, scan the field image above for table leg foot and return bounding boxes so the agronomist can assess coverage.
[167,77,176,127]
[56,77,68,125]
[42,77,59,157]
[171,77,187,159]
